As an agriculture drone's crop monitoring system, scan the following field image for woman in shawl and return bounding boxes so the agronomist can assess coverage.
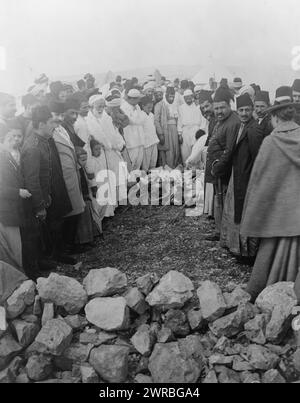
[86,95,128,208]
[154,86,181,168]
[241,87,300,300]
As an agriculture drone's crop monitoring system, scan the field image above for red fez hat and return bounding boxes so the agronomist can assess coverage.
[236,93,253,109]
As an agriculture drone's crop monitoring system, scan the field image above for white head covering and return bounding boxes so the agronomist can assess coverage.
[106,97,122,108]
[238,85,255,100]
[127,89,142,98]
[143,82,155,91]
[194,85,202,92]
[183,89,193,97]
[89,95,104,107]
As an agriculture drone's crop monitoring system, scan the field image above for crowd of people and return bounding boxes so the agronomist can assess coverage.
[0,71,300,301]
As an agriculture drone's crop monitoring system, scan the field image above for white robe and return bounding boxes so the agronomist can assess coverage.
[177,102,207,163]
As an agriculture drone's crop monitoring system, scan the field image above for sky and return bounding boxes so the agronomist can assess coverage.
[1,0,300,93]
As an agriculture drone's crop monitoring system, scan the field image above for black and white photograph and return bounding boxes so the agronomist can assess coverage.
[0,0,300,386]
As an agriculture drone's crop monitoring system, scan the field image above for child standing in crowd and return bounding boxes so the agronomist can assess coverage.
[0,122,31,272]
[86,139,115,219]
[139,96,159,171]
[75,147,102,247]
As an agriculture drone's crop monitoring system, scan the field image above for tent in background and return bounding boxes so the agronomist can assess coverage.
[192,65,234,88]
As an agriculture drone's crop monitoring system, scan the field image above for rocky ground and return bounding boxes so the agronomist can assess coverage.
[58,205,252,289]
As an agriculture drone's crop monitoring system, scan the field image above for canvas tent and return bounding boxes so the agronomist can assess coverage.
[192,65,234,88]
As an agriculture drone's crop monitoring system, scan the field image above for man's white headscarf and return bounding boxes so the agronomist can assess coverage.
[89,95,105,107]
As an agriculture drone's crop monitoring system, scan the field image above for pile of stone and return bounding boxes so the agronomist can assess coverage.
[1,267,300,383]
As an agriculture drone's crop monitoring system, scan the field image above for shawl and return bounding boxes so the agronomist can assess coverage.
[241,121,300,238]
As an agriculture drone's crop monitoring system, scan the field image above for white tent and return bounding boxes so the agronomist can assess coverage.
[192,65,234,87]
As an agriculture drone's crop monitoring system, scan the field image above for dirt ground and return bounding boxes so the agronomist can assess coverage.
[58,205,252,290]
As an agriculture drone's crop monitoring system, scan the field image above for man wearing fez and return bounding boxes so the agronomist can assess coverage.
[254,90,273,138]
[62,97,86,148]
[217,93,263,258]
[292,79,300,125]
[198,90,217,218]
[21,106,58,278]
[206,87,240,240]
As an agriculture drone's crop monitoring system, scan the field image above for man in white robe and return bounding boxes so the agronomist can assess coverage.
[121,89,145,171]
[177,89,206,164]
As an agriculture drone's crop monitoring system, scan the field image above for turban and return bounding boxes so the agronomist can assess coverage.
[183,89,193,97]
[106,97,122,108]
[89,95,104,107]
[194,85,202,92]
[254,91,270,105]
[127,89,142,98]
[154,87,163,93]
[233,77,243,89]
[143,82,155,91]
[239,85,255,99]
[236,93,253,109]
[28,83,48,97]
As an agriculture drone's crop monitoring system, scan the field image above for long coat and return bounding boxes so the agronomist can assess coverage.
[53,127,85,217]
[257,114,273,139]
[47,138,73,221]
[206,111,241,185]
[0,149,24,226]
[21,131,52,214]
[231,117,264,223]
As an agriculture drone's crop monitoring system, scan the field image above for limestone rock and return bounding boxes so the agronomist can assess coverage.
[217,366,240,383]
[187,309,204,330]
[262,369,286,383]
[292,348,300,372]
[85,297,130,331]
[37,273,87,314]
[35,319,73,356]
[130,324,154,356]
[240,371,260,383]
[149,338,203,383]
[232,356,254,372]
[7,356,23,377]
[0,333,22,370]
[64,315,88,330]
[209,302,256,338]
[41,303,54,326]
[213,336,231,353]
[203,370,218,383]
[157,326,174,343]
[136,273,159,295]
[266,304,294,344]
[209,354,233,366]
[124,287,148,315]
[197,281,227,322]
[83,268,127,298]
[89,345,129,383]
[54,343,92,371]
[146,271,194,310]
[0,367,15,383]
[163,309,190,336]
[26,355,53,381]
[244,314,269,345]
[0,306,7,332]
[80,331,116,346]
[245,344,280,371]
[80,364,99,383]
[255,282,297,313]
[134,374,153,383]
[11,320,40,348]
[224,286,251,309]
[6,280,36,319]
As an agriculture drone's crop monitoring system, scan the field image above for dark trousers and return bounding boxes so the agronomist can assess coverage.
[62,215,80,248]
